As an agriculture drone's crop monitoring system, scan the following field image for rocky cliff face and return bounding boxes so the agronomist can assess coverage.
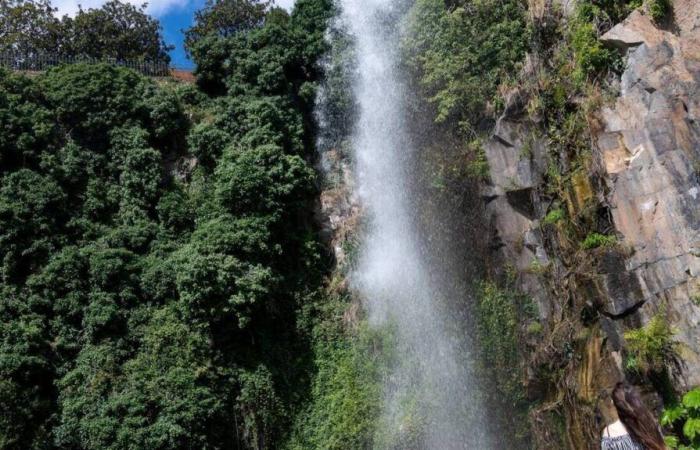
[599,7,700,383]
[483,1,700,447]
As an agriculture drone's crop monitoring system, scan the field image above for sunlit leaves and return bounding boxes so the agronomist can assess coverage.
[403,0,528,128]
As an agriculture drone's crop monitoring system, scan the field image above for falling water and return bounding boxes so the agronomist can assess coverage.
[319,0,495,447]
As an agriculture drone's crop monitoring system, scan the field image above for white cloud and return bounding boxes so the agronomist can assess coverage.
[52,0,191,18]
[273,0,296,11]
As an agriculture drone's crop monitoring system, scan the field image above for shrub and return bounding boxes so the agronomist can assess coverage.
[543,208,565,225]
[402,0,529,126]
[527,321,544,336]
[661,387,700,449]
[647,0,670,21]
[569,13,614,83]
[476,281,540,448]
[692,293,700,307]
[286,318,385,450]
[581,232,617,249]
[465,140,491,180]
[475,282,533,434]
[624,314,681,375]
[40,64,149,148]
[567,1,625,83]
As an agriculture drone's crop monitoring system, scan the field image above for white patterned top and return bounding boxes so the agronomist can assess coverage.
[601,434,645,450]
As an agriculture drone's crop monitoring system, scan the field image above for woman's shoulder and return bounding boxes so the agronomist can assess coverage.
[602,420,628,438]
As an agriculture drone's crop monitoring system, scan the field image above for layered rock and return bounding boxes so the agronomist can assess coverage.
[598,8,700,383]
[482,2,700,446]
[487,0,700,380]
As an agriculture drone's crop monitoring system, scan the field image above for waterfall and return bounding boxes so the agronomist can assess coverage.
[318,0,495,447]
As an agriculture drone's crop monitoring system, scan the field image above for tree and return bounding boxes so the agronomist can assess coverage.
[0,0,335,446]
[214,143,313,219]
[403,0,529,128]
[54,307,227,450]
[40,63,149,148]
[0,69,58,172]
[0,0,172,64]
[0,286,55,449]
[184,0,270,53]
[61,0,172,62]
[0,169,67,282]
[0,0,64,55]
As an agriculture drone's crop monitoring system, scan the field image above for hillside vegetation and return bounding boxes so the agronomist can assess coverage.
[0,0,333,448]
[1,0,695,447]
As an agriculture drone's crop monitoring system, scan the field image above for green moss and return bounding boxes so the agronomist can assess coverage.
[692,293,700,307]
[519,139,534,160]
[543,208,565,225]
[581,232,617,249]
[527,321,544,336]
[526,258,551,275]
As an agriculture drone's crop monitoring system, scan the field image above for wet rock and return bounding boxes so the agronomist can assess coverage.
[486,120,546,191]
[483,118,552,316]
[316,148,361,267]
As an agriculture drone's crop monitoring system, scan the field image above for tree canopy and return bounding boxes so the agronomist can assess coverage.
[403,0,529,130]
[0,0,172,62]
[184,0,271,52]
[63,0,173,62]
[0,0,333,447]
[0,0,62,55]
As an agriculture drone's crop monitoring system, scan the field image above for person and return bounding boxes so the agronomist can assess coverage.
[601,382,667,450]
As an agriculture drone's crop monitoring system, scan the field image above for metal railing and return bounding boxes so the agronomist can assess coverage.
[0,52,176,76]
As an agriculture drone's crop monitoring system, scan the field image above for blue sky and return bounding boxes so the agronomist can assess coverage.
[53,0,297,69]
[159,1,203,68]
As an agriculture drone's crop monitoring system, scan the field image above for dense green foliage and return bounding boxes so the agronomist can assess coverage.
[0,0,172,62]
[581,232,617,249]
[0,0,62,55]
[61,0,173,62]
[184,0,270,52]
[0,0,332,447]
[662,388,700,449]
[286,292,386,450]
[1,0,669,446]
[188,0,330,96]
[624,314,681,376]
[647,0,670,21]
[475,281,534,446]
[403,0,529,129]
[566,1,626,83]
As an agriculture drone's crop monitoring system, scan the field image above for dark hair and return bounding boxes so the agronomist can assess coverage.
[612,382,666,450]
